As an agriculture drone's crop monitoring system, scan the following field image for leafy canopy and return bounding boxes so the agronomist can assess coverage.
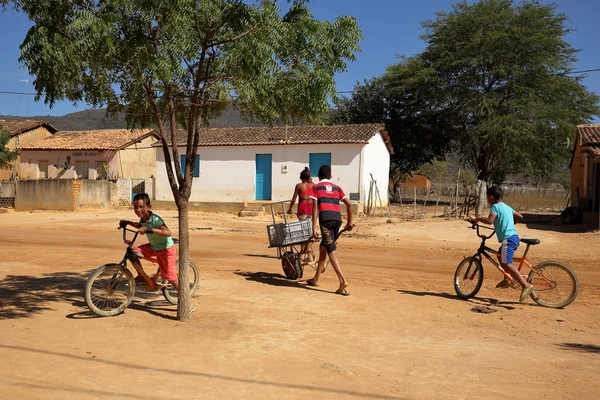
[0,124,19,170]
[329,75,454,177]
[386,0,599,184]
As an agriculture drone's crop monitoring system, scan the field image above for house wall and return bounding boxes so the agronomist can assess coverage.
[14,179,119,210]
[401,174,431,190]
[0,126,54,180]
[570,138,585,206]
[77,180,118,208]
[155,143,366,203]
[19,149,119,180]
[116,136,157,178]
[15,179,75,210]
[360,133,391,206]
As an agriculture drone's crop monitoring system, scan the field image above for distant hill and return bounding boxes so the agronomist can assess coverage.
[0,106,296,131]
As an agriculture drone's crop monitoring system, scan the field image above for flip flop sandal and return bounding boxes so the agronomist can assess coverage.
[335,289,350,296]
[306,280,318,287]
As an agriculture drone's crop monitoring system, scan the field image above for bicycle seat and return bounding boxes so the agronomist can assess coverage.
[520,238,540,245]
[172,238,179,244]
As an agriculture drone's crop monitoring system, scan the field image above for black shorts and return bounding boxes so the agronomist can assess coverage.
[320,220,342,254]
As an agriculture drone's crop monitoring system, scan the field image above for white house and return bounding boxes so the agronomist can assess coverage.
[155,124,392,206]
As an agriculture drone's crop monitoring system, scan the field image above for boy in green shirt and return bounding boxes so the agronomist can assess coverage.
[120,193,195,313]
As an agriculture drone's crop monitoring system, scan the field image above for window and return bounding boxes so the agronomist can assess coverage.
[76,161,89,179]
[38,160,48,179]
[180,155,200,178]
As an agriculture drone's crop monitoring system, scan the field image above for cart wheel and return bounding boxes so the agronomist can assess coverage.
[281,252,303,280]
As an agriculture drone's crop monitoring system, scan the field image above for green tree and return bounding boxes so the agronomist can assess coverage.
[12,0,361,320]
[416,160,448,187]
[329,76,454,194]
[385,0,599,214]
[0,123,19,171]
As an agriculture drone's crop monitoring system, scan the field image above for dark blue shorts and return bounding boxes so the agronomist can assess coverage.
[499,235,520,264]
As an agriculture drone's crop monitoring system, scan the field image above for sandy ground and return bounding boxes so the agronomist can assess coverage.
[0,208,599,400]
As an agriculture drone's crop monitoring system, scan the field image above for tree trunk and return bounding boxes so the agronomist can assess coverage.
[476,179,487,217]
[177,198,191,321]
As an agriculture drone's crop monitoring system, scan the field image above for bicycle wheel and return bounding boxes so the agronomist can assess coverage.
[84,264,135,317]
[527,261,579,308]
[454,257,484,299]
[163,259,200,305]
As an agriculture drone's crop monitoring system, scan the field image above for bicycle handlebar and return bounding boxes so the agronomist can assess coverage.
[118,224,153,246]
[466,220,496,240]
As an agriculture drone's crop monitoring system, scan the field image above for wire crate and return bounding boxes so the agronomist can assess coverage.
[267,219,313,247]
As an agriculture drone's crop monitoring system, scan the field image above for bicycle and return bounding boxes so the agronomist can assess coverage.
[84,221,200,317]
[454,221,579,308]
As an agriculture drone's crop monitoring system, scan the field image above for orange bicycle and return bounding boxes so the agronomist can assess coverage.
[84,222,199,316]
[454,221,579,308]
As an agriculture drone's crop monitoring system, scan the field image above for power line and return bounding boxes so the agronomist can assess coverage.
[2,67,600,97]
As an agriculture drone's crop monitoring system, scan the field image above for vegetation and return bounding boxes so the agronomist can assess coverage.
[332,0,599,215]
[0,123,19,171]
[392,0,599,186]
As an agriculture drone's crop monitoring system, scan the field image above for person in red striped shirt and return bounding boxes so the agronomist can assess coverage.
[306,165,353,295]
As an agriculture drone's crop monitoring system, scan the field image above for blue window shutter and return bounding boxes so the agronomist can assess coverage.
[193,155,200,177]
[180,155,186,176]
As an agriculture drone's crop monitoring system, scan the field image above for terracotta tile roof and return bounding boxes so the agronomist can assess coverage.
[577,124,600,146]
[582,146,600,157]
[0,119,58,137]
[155,124,392,153]
[22,129,157,150]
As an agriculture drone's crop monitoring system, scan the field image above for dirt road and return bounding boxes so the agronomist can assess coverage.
[0,209,598,399]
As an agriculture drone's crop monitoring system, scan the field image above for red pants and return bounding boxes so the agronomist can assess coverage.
[134,244,177,281]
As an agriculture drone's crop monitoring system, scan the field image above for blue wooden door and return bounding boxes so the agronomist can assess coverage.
[309,153,331,179]
[255,154,272,200]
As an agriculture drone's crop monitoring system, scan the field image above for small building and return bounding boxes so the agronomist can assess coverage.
[570,124,600,227]
[20,129,158,180]
[399,174,431,191]
[0,119,58,180]
[154,124,392,207]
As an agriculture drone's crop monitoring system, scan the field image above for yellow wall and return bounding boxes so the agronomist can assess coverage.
[116,136,157,178]
[570,134,597,211]
[0,126,55,180]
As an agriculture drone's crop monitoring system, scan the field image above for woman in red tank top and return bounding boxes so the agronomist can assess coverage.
[287,167,314,219]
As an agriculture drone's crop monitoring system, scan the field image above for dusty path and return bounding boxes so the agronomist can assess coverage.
[0,209,599,399]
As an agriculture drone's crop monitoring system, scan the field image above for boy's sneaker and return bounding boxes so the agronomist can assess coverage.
[519,285,534,303]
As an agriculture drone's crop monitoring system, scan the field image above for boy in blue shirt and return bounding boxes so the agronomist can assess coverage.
[469,186,534,303]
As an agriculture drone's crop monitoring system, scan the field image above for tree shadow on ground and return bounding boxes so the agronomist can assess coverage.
[0,270,177,320]
[397,289,520,310]
[557,343,600,354]
[521,213,595,234]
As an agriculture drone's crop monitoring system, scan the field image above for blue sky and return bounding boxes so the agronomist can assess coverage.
[1,0,599,117]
